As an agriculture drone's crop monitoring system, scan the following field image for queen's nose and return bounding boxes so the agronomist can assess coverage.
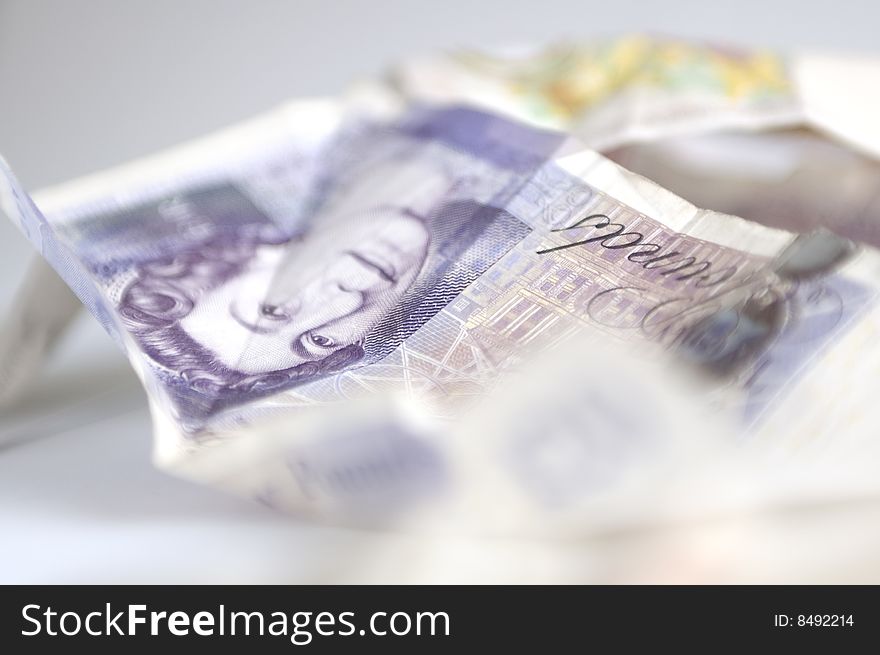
[258,303,291,320]
[274,279,363,330]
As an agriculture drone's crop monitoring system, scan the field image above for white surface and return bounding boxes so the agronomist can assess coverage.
[1,0,879,583]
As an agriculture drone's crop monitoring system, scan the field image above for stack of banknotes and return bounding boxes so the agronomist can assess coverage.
[2,36,880,576]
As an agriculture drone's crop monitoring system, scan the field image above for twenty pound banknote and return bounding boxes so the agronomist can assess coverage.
[3,58,880,535]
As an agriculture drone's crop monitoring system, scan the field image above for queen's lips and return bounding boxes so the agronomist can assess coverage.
[345,250,396,283]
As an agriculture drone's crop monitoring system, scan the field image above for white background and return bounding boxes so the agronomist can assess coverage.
[1,0,878,583]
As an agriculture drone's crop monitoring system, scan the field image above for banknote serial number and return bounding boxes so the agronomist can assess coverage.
[773,614,854,627]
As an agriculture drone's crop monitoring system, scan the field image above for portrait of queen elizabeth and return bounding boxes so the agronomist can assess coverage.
[83,155,531,419]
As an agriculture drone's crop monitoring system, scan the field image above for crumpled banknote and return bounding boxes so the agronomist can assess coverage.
[2,36,880,545]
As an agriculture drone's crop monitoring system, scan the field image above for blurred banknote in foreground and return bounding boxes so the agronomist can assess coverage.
[2,38,880,537]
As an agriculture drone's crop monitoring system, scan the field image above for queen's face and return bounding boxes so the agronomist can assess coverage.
[179,206,430,374]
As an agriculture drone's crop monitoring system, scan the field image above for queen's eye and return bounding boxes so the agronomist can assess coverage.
[308,332,335,348]
[259,303,289,320]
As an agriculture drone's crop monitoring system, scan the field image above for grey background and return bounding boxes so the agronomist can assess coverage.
[0,0,877,582]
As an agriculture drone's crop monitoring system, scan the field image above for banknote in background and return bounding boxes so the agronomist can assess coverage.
[606,129,880,247]
[393,36,796,148]
[393,34,880,157]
